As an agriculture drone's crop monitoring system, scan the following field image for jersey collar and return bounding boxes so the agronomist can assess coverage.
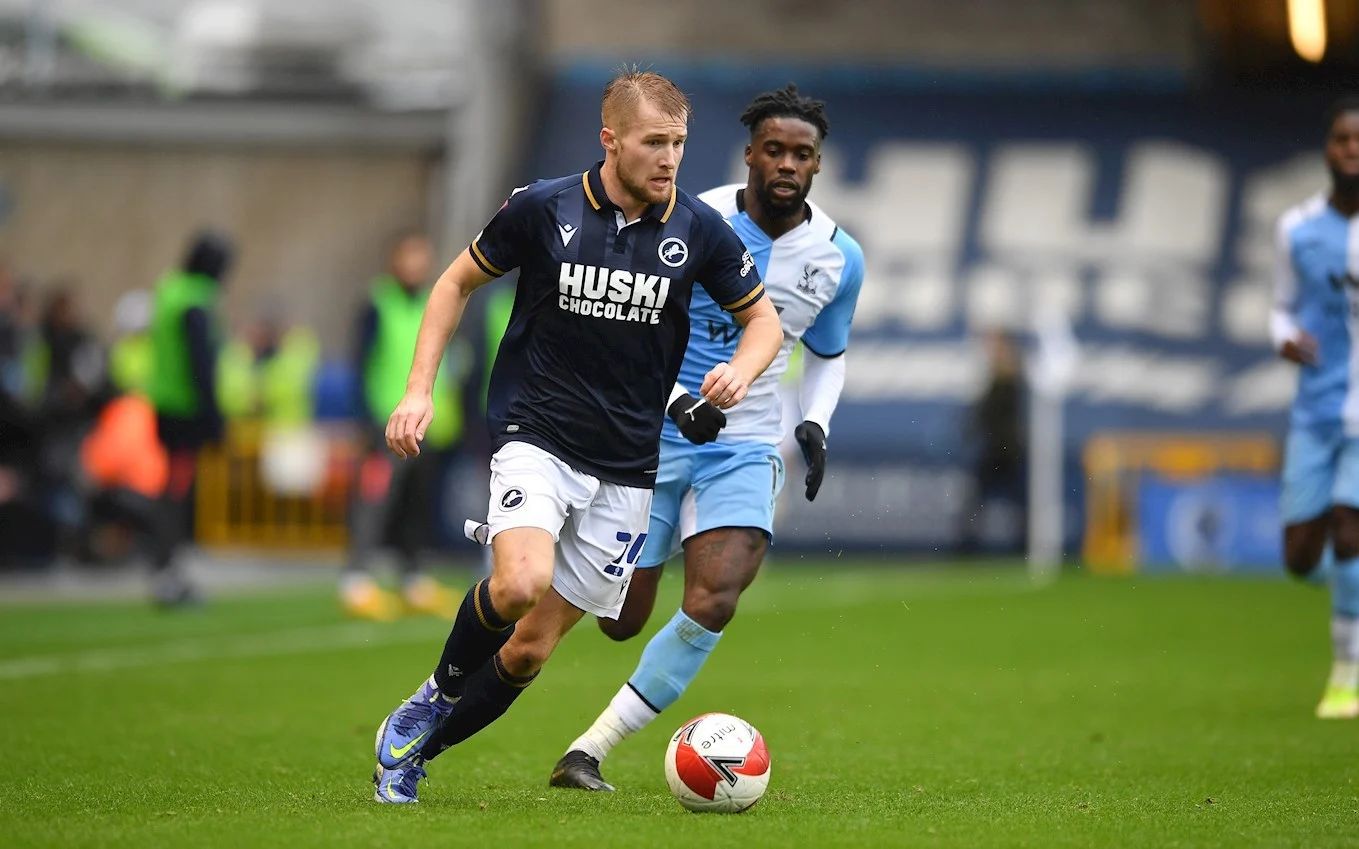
[584,161,677,224]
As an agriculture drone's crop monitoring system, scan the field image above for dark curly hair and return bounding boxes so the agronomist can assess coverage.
[739,83,829,141]
[1325,95,1359,138]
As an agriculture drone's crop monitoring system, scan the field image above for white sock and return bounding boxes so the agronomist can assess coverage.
[568,684,659,762]
[1331,616,1359,689]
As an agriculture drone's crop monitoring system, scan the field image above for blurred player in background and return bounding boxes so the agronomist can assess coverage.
[343,232,464,621]
[549,84,865,790]
[1274,97,1359,718]
[146,230,233,607]
[958,328,1027,555]
[368,70,782,803]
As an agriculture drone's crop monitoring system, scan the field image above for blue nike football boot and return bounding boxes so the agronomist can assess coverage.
[375,675,457,768]
[373,759,427,803]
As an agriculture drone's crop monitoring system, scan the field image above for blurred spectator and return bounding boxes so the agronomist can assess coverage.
[0,279,46,408]
[342,231,464,621]
[147,229,235,606]
[0,262,52,566]
[959,329,1028,555]
[108,289,155,395]
[218,303,321,426]
[77,372,170,568]
[0,373,47,567]
[219,302,326,499]
[38,284,104,413]
[32,285,105,556]
[0,259,19,394]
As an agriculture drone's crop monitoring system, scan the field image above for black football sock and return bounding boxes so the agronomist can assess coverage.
[420,652,537,761]
[432,579,514,697]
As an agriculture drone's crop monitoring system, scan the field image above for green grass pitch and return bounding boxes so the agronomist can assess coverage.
[1,563,1355,848]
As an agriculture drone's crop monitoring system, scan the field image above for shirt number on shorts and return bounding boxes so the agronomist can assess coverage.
[605,531,649,577]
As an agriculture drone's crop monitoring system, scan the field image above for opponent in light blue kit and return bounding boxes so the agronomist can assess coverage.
[1275,97,1359,719]
[550,85,864,790]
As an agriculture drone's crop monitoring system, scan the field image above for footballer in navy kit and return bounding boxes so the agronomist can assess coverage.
[550,85,866,791]
[368,70,783,803]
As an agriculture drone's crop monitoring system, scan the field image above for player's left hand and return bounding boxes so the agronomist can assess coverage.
[793,421,827,501]
[701,362,749,409]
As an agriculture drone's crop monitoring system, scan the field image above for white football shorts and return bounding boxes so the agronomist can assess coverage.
[485,440,653,619]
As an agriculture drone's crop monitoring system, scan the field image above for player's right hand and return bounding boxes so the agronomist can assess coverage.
[386,392,434,459]
[667,393,727,445]
[1280,331,1319,366]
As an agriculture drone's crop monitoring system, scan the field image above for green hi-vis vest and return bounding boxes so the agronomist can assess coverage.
[218,327,322,426]
[109,333,154,396]
[148,271,219,417]
[365,277,462,448]
[20,335,48,407]
[481,284,516,409]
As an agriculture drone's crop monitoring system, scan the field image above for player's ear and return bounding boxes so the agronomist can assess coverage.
[744,143,753,167]
[601,127,617,154]
[813,150,821,175]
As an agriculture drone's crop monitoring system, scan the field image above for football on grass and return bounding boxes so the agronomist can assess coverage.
[664,713,771,813]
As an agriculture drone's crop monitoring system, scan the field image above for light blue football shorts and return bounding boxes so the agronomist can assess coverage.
[637,436,786,569]
[1282,420,1359,524]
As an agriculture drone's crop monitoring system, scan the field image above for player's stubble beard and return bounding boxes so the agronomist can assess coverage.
[618,162,671,207]
[1332,165,1359,199]
[753,174,813,221]
[612,138,675,208]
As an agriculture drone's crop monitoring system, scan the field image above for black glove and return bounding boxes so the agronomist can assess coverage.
[667,393,726,445]
[793,421,827,501]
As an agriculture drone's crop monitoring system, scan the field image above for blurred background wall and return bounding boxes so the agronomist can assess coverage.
[545,0,1198,69]
[1,0,1355,574]
[0,139,437,348]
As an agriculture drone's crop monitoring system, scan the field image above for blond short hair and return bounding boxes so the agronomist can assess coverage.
[601,69,691,133]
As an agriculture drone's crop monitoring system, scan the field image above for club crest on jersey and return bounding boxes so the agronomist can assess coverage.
[798,263,820,295]
[558,263,672,324]
[659,237,689,268]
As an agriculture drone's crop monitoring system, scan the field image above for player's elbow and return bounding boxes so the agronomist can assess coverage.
[439,248,496,298]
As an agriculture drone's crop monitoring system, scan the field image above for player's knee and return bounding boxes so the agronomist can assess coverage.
[1284,555,1319,579]
[499,636,550,678]
[1284,538,1322,578]
[1335,515,1359,561]
[597,613,644,642]
[684,587,739,632]
[488,570,551,619]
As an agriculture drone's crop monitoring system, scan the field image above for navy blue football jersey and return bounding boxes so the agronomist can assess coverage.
[469,161,765,487]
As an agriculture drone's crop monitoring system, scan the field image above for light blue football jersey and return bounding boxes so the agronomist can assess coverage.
[1276,193,1353,429]
[665,185,865,445]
